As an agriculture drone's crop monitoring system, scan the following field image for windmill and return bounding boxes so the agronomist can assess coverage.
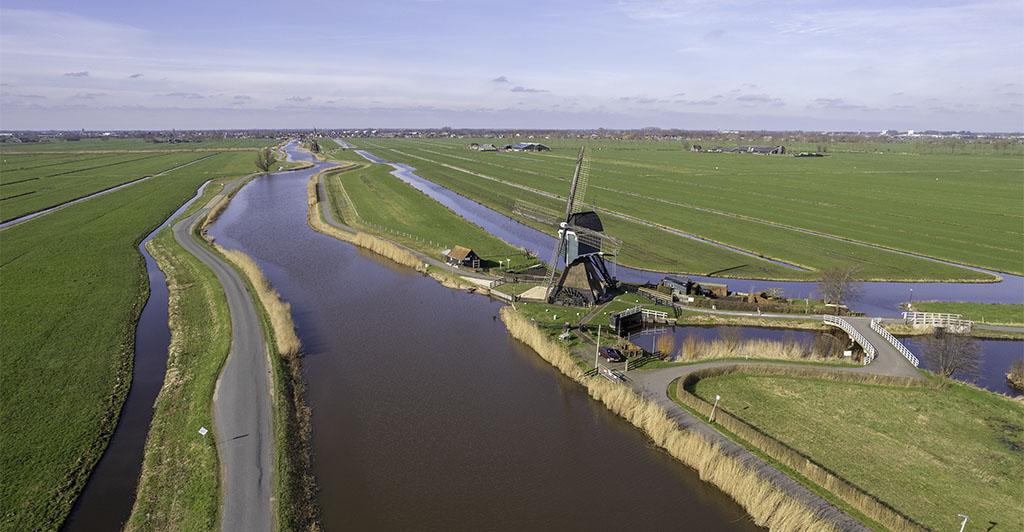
[513,147,621,306]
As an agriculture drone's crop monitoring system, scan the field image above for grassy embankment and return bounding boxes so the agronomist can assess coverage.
[499,307,843,531]
[908,301,1024,326]
[351,137,1020,280]
[0,149,263,531]
[317,151,539,272]
[689,371,1024,531]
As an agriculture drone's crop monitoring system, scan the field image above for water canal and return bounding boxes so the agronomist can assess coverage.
[350,143,1024,319]
[206,150,762,530]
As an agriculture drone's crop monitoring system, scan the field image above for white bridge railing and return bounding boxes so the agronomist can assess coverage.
[902,311,972,331]
[823,315,876,364]
[871,318,920,367]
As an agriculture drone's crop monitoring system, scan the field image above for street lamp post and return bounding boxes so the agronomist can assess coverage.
[709,395,721,422]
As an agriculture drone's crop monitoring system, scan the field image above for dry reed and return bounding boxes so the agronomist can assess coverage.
[215,245,301,358]
[500,307,843,532]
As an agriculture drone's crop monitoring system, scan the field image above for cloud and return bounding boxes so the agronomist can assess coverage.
[73,92,107,99]
[736,93,785,106]
[813,97,866,110]
[286,95,312,102]
[491,75,510,83]
[511,86,547,93]
[10,93,46,99]
[673,92,686,97]
[63,71,89,77]
[618,96,663,104]
[128,73,144,79]
[233,94,252,100]
[703,29,726,40]
[159,92,204,99]
[676,99,717,106]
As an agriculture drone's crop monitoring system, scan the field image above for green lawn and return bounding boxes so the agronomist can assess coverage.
[344,137,1020,280]
[0,149,261,531]
[323,162,539,271]
[691,373,1024,531]
[909,301,1024,326]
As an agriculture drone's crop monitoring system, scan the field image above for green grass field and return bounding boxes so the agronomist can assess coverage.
[909,301,1024,325]
[0,151,217,222]
[0,137,274,153]
[322,160,539,271]
[0,149,263,531]
[691,373,1024,531]
[345,137,1021,280]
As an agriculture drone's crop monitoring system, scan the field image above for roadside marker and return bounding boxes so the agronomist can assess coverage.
[199,426,209,437]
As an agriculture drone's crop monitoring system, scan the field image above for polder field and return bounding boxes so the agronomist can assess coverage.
[318,140,538,271]
[348,137,1024,281]
[0,140,271,531]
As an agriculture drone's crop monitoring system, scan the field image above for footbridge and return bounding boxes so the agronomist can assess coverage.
[824,315,923,380]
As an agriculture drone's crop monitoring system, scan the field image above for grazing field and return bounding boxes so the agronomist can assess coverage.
[0,137,274,153]
[321,160,538,270]
[0,150,259,531]
[690,373,1024,531]
[909,301,1024,325]
[348,137,1021,280]
[0,151,214,222]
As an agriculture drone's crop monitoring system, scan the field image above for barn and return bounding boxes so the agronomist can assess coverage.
[504,142,550,152]
[443,245,481,268]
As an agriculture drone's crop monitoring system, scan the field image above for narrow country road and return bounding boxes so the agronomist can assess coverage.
[172,177,273,532]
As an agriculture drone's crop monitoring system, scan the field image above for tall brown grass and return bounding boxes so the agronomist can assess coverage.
[215,245,301,358]
[679,335,832,362]
[500,307,844,531]
[678,365,927,531]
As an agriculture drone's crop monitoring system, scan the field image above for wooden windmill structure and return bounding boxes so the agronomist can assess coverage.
[513,147,620,306]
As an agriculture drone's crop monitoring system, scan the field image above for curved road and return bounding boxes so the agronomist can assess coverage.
[173,178,273,532]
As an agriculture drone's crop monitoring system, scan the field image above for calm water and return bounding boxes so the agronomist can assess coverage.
[905,336,1023,397]
[351,144,1024,318]
[207,159,760,530]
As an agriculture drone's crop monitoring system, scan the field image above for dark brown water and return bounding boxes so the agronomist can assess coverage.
[207,162,761,530]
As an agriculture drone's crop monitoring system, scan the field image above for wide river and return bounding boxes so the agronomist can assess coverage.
[206,152,761,529]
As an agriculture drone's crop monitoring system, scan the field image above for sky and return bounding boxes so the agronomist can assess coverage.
[1,0,1022,131]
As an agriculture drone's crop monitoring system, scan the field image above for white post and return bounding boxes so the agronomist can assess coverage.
[595,324,601,370]
[709,395,721,422]
[958,514,968,532]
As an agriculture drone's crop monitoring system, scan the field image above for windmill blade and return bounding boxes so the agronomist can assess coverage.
[543,230,567,300]
[512,200,562,227]
[562,147,586,221]
[572,150,591,214]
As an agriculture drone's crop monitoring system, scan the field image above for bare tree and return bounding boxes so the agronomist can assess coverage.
[818,267,862,313]
[255,147,276,173]
[924,330,980,381]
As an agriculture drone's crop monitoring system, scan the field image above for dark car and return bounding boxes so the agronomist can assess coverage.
[599,346,625,363]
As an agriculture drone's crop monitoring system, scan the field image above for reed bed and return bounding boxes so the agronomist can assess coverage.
[214,246,301,358]
[678,335,830,362]
[679,366,927,531]
[500,307,842,532]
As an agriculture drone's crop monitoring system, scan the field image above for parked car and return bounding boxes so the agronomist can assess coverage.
[599,347,625,363]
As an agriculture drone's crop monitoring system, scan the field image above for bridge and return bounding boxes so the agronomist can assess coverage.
[824,315,923,380]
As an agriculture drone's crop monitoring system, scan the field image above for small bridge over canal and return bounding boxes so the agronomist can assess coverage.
[824,315,923,380]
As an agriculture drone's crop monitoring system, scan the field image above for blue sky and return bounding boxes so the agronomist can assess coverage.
[1,0,1022,131]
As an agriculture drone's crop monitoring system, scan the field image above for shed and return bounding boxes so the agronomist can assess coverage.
[696,282,728,298]
[444,245,481,268]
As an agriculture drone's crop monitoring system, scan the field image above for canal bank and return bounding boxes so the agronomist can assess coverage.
[207,147,766,530]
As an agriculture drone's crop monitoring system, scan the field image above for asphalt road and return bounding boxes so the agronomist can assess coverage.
[173,178,273,532]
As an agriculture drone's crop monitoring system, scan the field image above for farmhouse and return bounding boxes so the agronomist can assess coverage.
[504,142,550,152]
[443,245,481,268]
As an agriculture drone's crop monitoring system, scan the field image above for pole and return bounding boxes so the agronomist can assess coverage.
[595,324,601,370]
[709,395,721,422]
[958,514,968,532]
